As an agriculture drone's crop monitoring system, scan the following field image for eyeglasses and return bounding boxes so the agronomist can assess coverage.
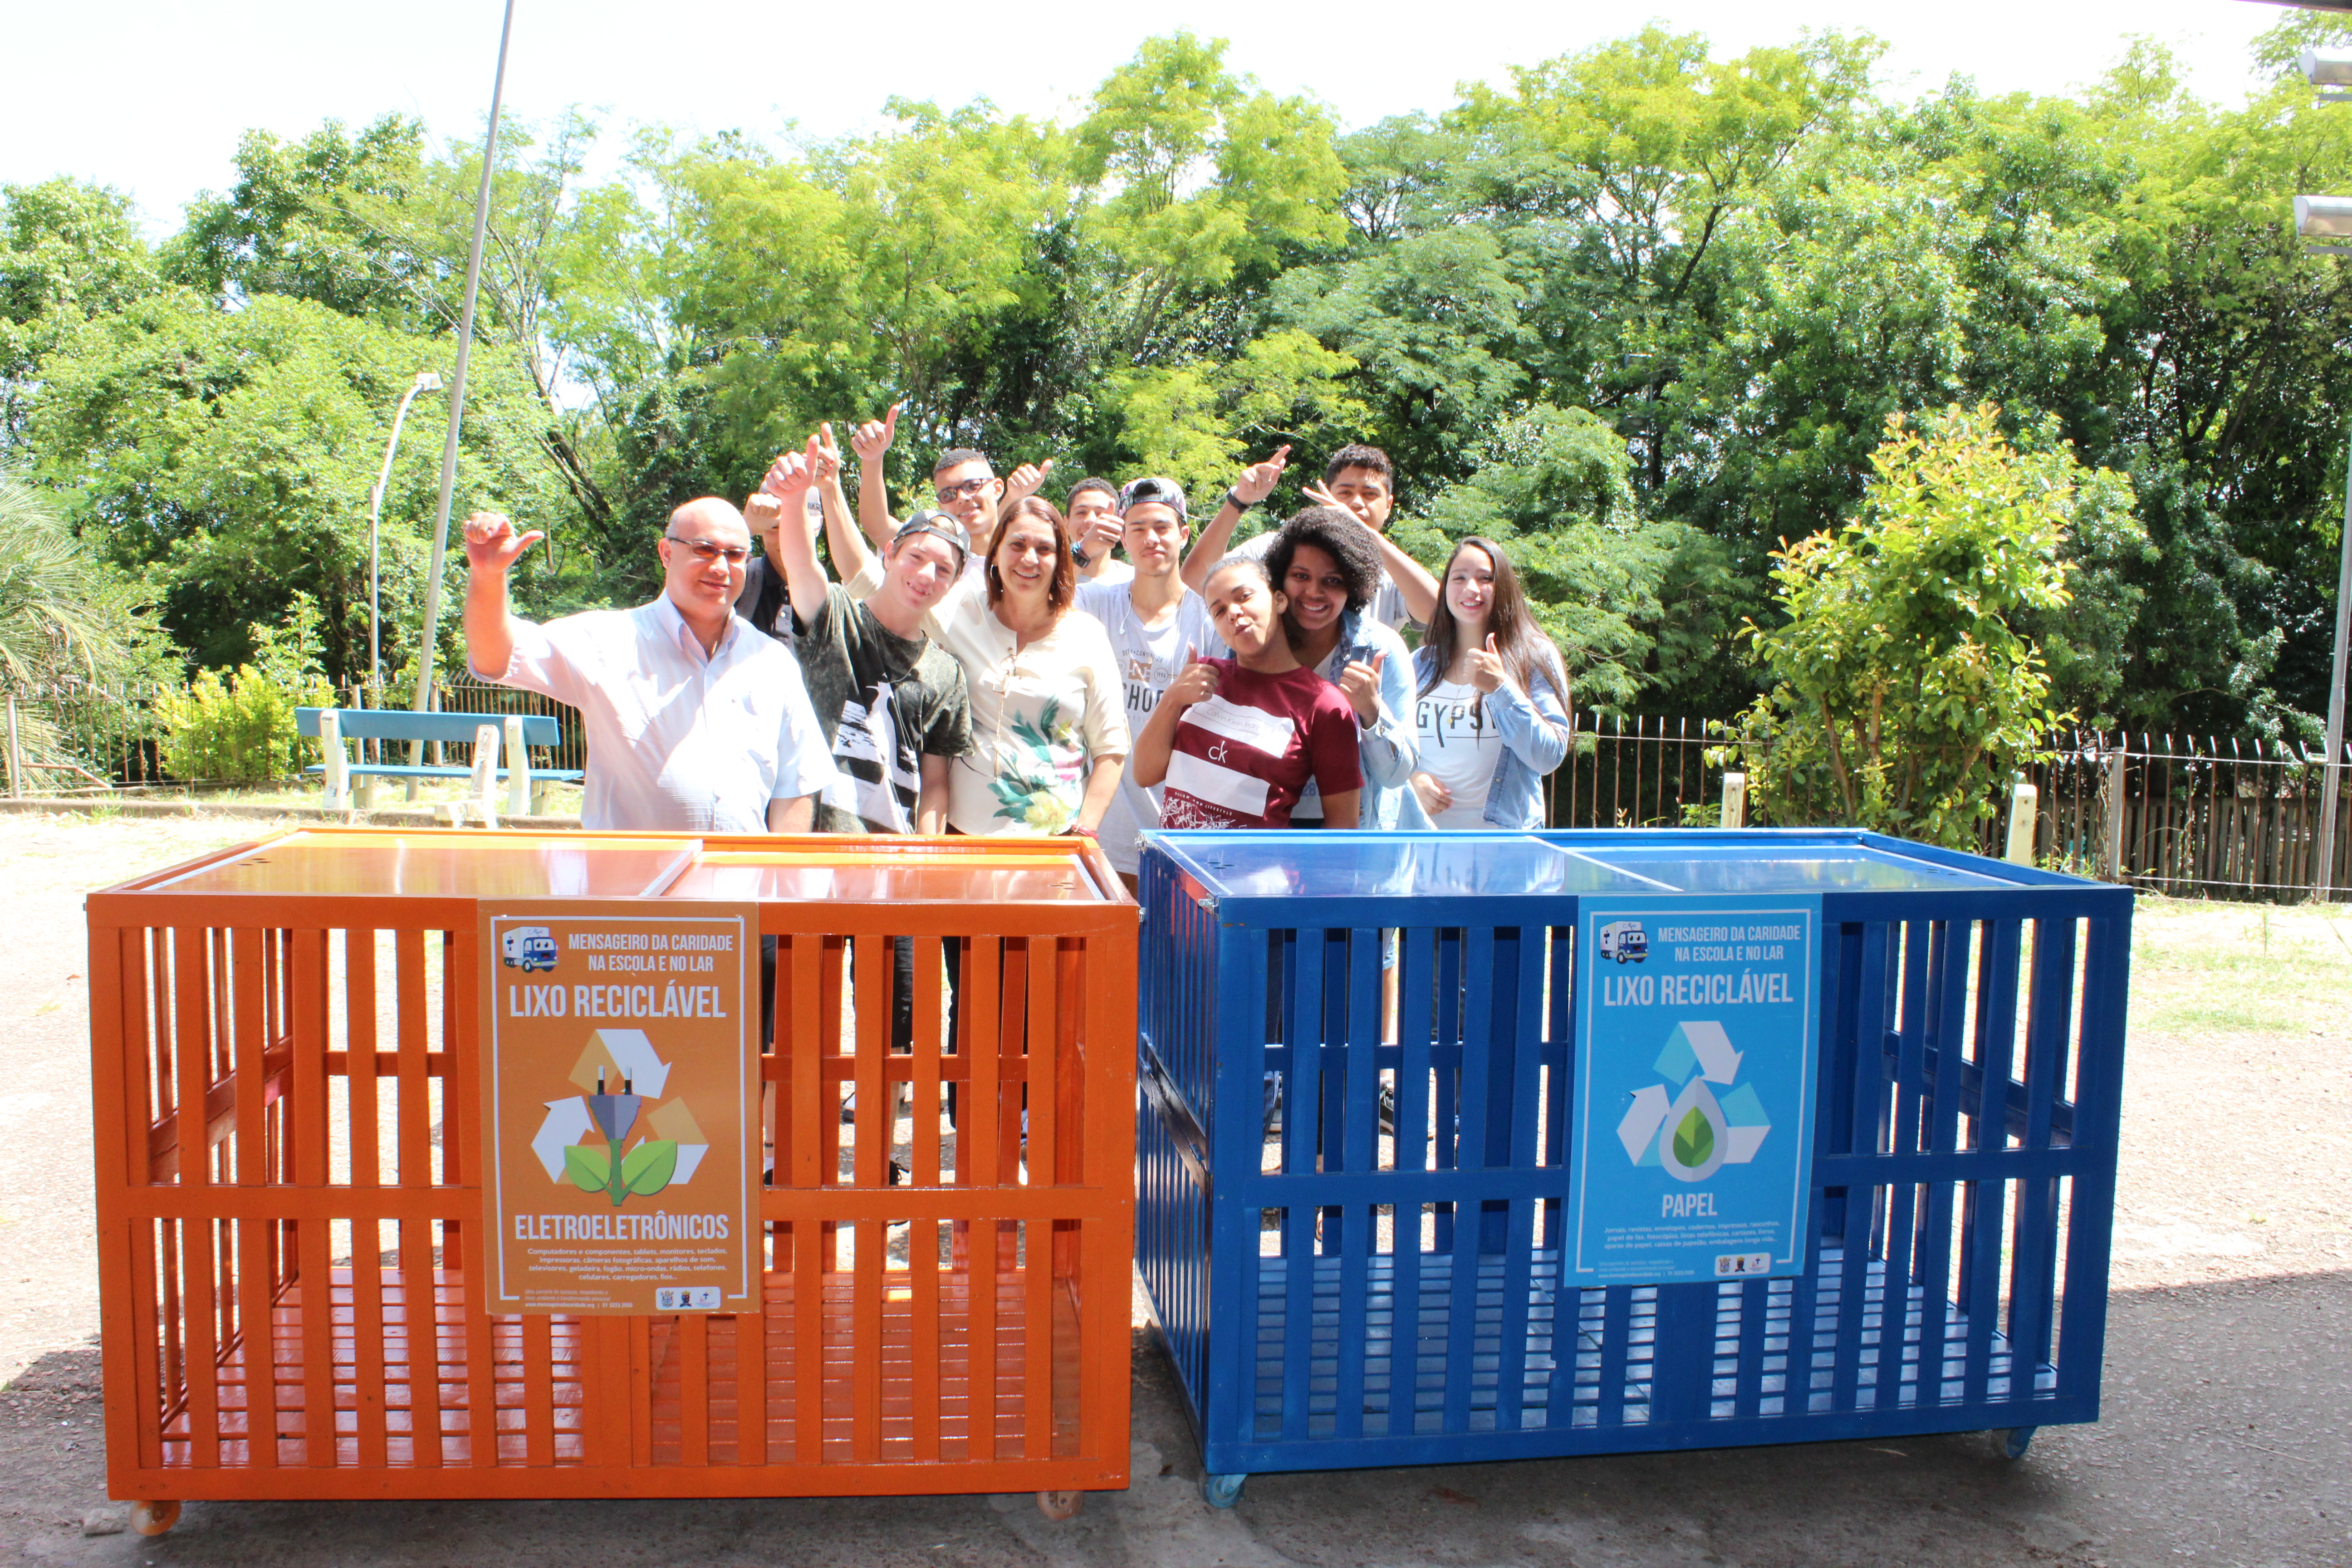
[935,476,997,503]
[664,535,752,566]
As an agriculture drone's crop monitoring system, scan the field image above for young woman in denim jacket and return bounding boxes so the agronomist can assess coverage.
[1403,537,1572,830]
[1259,509,1419,828]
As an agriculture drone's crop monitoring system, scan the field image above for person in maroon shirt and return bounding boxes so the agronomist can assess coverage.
[1132,556,1362,830]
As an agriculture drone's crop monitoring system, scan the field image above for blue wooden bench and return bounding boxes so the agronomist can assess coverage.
[296,708,582,820]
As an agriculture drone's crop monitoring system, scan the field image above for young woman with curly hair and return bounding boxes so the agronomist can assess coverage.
[1258,507,1419,829]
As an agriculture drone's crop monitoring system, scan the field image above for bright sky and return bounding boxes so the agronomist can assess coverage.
[3,0,2299,236]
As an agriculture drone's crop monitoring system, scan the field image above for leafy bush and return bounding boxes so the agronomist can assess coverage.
[157,666,299,783]
[156,597,335,784]
[1715,406,2077,848]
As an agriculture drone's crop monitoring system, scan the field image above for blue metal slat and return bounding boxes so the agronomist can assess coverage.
[1830,919,1894,1415]
[1493,926,1547,1431]
[1388,927,1435,1439]
[2004,916,2078,1387]
[1332,928,1383,1440]
[1914,919,1975,1401]
[1960,918,2024,1406]
[1204,916,1271,1468]
[1278,926,1325,1441]
[2055,911,2133,1406]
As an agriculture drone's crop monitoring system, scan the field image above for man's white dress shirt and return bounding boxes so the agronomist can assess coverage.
[477,595,837,833]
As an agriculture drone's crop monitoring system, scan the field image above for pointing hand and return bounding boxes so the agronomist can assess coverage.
[1232,445,1292,507]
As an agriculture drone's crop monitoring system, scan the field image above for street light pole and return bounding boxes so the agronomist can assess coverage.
[366,372,442,693]
[410,0,516,729]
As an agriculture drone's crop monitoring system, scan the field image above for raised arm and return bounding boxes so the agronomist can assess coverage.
[760,435,832,627]
[461,511,544,678]
[825,456,880,591]
[852,402,902,551]
[1179,445,1289,593]
[812,422,859,579]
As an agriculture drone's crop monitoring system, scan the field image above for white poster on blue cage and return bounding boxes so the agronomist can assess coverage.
[1566,895,1820,1285]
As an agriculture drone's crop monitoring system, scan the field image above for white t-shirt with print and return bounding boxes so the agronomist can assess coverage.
[1416,678,1505,828]
[1073,580,1225,875]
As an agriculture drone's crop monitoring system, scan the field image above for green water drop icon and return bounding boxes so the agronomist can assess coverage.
[1672,1106,1715,1169]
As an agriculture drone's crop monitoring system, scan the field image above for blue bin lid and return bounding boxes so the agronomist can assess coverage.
[1152,833,1651,901]
[1571,841,2014,892]
[1149,829,2037,902]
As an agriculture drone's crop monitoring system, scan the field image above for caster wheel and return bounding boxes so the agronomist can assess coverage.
[1202,1472,1246,1509]
[1036,1490,1083,1521]
[2000,1426,2035,1460]
[131,1500,180,1538]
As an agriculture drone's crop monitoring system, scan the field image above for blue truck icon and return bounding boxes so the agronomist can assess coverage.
[500,926,557,972]
[1598,920,1648,964]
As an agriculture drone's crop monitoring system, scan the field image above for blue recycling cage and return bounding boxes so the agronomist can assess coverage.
[1135,828,2132,1504]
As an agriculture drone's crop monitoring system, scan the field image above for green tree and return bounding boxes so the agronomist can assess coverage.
[166,116,431,325]
[1418,403,1734,710]
[1109,328,1364,503]
[1071,31,1347,363]
[0,467,170,687]
[1720,407,2073,847]
[0,467,176,778]
[1,179,161,441]
[27,289,565,679]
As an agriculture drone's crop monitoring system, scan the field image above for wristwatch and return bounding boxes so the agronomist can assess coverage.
[1225,487,1255,513]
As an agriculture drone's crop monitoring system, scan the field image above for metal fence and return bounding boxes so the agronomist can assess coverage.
[2025,731,2352,903]
[8,685,2347,903]
[1539,720,2352,904]
[0,677,586,792]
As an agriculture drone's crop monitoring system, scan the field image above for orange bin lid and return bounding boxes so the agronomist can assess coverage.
[664,847,1106,904]
[122,829,1118,905]
[142,830,700,898]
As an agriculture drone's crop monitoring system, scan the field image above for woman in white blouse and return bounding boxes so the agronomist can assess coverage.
[832,494,1128,839]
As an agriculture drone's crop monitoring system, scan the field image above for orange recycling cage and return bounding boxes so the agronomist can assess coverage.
[86,829,1137,1532]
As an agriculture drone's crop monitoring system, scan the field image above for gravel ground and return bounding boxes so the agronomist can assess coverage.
[2,814,2346,1566]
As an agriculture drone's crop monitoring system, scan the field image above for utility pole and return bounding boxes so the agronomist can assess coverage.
[2291,47,2352,899]
[410,0,517,732]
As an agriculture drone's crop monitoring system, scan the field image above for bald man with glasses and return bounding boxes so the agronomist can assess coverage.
[462,497,837,833]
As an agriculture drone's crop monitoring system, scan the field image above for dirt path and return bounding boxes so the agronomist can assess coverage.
[2,816,2347,1566]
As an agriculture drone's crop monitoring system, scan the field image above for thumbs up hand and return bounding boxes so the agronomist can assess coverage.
[1339,648,1386,725]
[1467,633,1510,696]
[851,402,901,465]
[1004,457,1055,506]
[761,434,822,503]
[1168,646,1219,710]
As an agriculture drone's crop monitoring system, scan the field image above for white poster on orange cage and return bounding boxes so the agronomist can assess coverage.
[478,899,759,1315]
